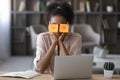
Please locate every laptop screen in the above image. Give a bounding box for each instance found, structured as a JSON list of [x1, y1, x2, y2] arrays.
[[53, 55, 93, 79]]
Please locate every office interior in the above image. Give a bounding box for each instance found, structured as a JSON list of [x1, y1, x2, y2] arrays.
[[0, 0, 120, 75]]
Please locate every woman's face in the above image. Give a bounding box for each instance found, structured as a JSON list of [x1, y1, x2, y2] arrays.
[[49, 15, 67, 37]]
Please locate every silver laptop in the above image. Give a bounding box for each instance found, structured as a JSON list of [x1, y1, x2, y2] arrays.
[[53, 54, 93, 79]]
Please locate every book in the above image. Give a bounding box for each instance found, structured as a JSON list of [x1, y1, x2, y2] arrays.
[[18, 0, 25, 11], [41, 0, 45, 11], [79, 1, 85, 12], [34, 0, 40, 12], [86, 0, 91, 12], [104, 19, 109, 29], [102, 19, 109, 29], [102, 20, 107, 29], [94, 2, 99, 11], [13, 0, 16, 11], [0, 70, 40, 79]]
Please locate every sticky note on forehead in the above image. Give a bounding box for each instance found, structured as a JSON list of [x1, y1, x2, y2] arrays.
[[59, 24, 69, 32], [49, 24, 58, 32]]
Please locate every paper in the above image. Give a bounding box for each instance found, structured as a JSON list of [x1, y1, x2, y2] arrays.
[[48, 24, 69, 32], [59, 24, 69, 32], [0, 70, 40, 79], [48, 24, 58, 32]]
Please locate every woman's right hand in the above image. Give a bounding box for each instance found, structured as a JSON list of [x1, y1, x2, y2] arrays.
[[51, 32, 58, 44]]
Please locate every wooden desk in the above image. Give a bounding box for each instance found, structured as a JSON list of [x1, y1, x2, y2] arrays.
[[0, 73, 120, 80]]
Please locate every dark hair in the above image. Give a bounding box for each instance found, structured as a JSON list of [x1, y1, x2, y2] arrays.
[[45, 1, 74, 24]]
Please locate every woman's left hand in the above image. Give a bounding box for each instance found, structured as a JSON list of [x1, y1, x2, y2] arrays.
[[58, 33, 68, 55], [58, 33, 66, 42]]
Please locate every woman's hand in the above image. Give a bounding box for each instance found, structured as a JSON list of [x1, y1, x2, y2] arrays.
[[51, 32, 58, 44], [58, 33, 68, 56], [51, 32, 66, 46], [58, 33, 66, 42]]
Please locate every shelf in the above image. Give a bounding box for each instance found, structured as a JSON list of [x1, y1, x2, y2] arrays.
[[103, 28, 116, 31], [11, 11, 45, 14], [74, 11, 100, 15], [102, 12, 118, 15], [104, 42, 117, 45]]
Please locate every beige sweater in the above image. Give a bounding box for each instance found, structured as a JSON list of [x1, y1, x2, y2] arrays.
[[33, 32, 82, 73]]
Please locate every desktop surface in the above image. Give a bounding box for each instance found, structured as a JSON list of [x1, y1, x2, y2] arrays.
[[0, 73, 120, 80]]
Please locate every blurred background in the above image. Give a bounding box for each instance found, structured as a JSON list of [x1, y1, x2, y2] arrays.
[[0, 0, 120, 73]]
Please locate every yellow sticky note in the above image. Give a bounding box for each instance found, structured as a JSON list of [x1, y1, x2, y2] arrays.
[[48, 24, 58, 32], [59, 24, 69, 32]]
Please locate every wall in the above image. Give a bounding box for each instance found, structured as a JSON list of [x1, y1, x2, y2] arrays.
[[0, 0, 11, 59]]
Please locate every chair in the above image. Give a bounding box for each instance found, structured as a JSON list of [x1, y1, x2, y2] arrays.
[[29, 25, 48, 54], [71, 24, 100, 53]]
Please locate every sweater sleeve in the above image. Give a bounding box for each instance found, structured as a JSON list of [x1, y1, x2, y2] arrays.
[[69, 33, 82, 55], [33, 34, 49, 73]]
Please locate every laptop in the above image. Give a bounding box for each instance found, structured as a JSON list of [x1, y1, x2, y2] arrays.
[[53, 54, 93, 79]]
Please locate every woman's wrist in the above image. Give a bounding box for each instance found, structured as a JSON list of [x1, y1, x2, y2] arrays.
[[52, 40, 58, 46]]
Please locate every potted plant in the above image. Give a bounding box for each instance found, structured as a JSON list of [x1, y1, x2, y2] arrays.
[[93, 45, 108, 58], [99, 45, 109, 58], [103, 62, 115, 78]]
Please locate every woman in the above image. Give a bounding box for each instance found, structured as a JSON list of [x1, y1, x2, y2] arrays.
[[33, 1, 82, 73]]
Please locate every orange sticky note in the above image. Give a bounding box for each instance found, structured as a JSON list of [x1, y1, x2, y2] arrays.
[[59, 24, 69, 32], [49, 24, 58, 32]]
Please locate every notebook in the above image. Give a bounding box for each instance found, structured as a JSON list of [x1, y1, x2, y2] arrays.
[[0, 70, 40, 79], [53, 54, 93, 79]]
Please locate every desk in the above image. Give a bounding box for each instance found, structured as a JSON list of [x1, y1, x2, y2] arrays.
[[0, 73, 120, 80], [94, 55, 120, 69]]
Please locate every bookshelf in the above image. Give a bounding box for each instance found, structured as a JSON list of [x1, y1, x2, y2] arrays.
[[69, 0, 120, 54], [11, 0, 120, 55], [11, 0, 47, 56]]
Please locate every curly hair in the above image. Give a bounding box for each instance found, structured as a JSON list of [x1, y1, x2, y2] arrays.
[[45, 1, 74, 24]]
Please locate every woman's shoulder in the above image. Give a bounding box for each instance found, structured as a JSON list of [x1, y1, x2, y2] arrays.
[[68, 32, 82, 39], [37, 32, 50, 38]]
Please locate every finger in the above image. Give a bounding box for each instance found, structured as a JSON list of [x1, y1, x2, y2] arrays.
[[61, 33, 65, 36], [59, 33, 64, 38], [53, 33, 58, 39], [61, 33, 66, 38], [59, 33, 66, 41]]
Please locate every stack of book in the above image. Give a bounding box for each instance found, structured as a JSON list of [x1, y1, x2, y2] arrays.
[[102, 19, 110, 29], [79, 0, 99, 12]]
